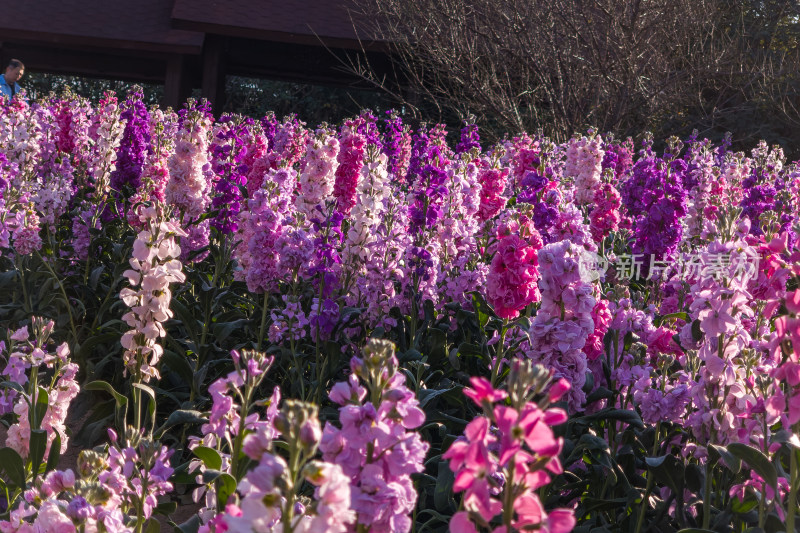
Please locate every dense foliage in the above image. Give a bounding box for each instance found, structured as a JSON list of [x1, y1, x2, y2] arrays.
[[0, 88, 799, 533]]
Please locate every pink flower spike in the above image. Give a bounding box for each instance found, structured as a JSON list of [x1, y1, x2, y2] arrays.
[[464, 377, 507, 406], [543, 407, 568, 427], [767, 232, 788, 253], [10, 326, 28, 341], [450, 511, 478, 533], [548, 378, 571, 403], [547, 508, 577, 533], [786, 289, 800, 315]]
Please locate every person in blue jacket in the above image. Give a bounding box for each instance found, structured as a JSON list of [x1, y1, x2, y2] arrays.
[[0, 59, 25, 99]]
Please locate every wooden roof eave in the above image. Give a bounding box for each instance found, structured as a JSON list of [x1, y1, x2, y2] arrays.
[[0, 28, 203, 56]]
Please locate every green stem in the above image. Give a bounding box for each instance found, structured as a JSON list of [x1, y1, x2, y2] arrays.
[[36, 250, 78, 343], [29, 366, 39, 429], [258, 291, 269, 351], [490, 321, 509, 386], [230, 385, 254, 482], [634, 422, 662, 533], [132, 386, 141, 435], [18, 258, 31, 314], [409, 275, 418, 349], [135, 477, 148, 533], [502, 456, 517, 527], [314, 278, 324, 404], [282, 433, 302, 533], [634, 473, 654, 533], [788, 441, 798, 533], [703, 461, 712, 529]]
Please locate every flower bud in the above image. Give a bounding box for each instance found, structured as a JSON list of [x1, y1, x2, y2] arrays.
[[362, 338, 396, 373], [77, 450, 108, 478]]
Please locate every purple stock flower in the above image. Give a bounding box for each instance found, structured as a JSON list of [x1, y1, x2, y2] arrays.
[[109, 87, 151, 197]]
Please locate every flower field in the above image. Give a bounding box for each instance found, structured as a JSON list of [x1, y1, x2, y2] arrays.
[[0, 87, 799, 533]]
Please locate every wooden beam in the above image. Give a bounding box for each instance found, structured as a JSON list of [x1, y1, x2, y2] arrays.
[[163, 55, 191, 110], [201, 35, 227, 115], [2, 42, 168, 82]]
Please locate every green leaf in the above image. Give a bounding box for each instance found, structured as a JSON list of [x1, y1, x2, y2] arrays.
[[418, 386, 455, 408], [676, 529, 717, 533], [212, 319, 249, 346], [423, 327, 447, 361], [691, 319, 703, 342], [171, 299, 200, 340], [585, 387, 614, 404], [33, 387, 49, 428], [155, 501, 178, 515], [162, 349, 195, 386], [133, 382, 157, 400], [144, 518, 161, 533], [433, 460, 455, 512], [0, 381, 25, 393], [470, 291, 496, 328], [89, 265, 106, 291], [457, 342, 483, 357], [76, 332, 120, 365], [156, 410, 207, 438], [29, 429, 47, 475], [732, 497, 758, 513], [709, 444, 742, 474], [645, 454, 685, 497], [655, 312, 691, 326], [215, 473, 237, 508], [581, 496, 630, 513], [727, 443, 778, 495], [580, 408, 644, 429], [46, 433, 61, 473], [133, 383, 158, 430], [194, 446, 223, 471], [174, 515, 202, 533], [86, 380, 128, 430], [85, 380, 128, 407], [0, 447, 26, 487]]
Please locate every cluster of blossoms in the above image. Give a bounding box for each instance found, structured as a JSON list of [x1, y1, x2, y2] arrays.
[[205, 400, 355, 533], [188, 349, 280, 524], [295, 129, 340, 216], [525, 240, 596, 410], [189, 349, 355, 533], [320, 339, 429, 532], [444, 361, 575, 533], [0, 432, 174, 533], [5, 89, 800, 532], [209, 115, 249, 234], [2, 317, 78, 460], [166, 99, 212, 222], [589, 180, 621, 242], [120, 205, 186, 382], [88, 92, 126, 195], [109, 87, 150, 198], [476, 164, 509, 222], [564, 133, 604, 204], [332, 122, 366, 216], [486, 215, 543, 319], [622, 141, 689, 260]]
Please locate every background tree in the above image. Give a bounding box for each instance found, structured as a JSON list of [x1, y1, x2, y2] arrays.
[[353, 0, 800, 154]]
